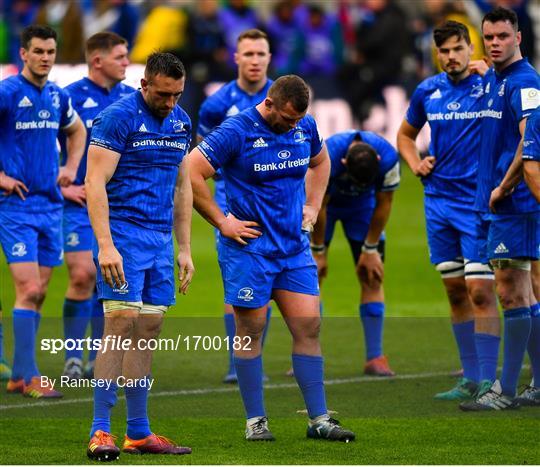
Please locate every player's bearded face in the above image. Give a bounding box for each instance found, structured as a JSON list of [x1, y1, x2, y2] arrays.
[[266, 100, 306, 134], [437, 36, 471, 77], [235, 38, 271, 84], [141, 75, 185, 118], [482, 20, 521, 66], [100, 44, 130, 82], [20, 38, 56, 78]]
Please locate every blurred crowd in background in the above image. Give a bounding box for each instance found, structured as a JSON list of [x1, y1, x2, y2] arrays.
[[0, 0, 538, 124]]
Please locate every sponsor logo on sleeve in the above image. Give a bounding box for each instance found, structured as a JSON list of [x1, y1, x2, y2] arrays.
[[521, 88, 539, 111]]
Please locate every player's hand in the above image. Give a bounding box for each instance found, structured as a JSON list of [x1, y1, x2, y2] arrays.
[[413, 156, 435, 177], [177, 249, 195, 295], [357, 251, 384, 287], [0, 172, 28, 200], [218, 213, 261, 246], [313, 251, 328, 281], [61, 184, 86, 207], [469, 59, 489, 77], [98, 244, 125, 289], [57, 165, 77, 187], [302, 204, 319, 233], [489, 185, 512, 213]]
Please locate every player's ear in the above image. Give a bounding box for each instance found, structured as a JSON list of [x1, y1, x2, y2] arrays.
[[264, 98, 273, 110], [234, 52, 239, 66], [341, 158, 347, 167], [140, 78, 148, 91], [516, 30, 522, 46], [19, 47, 27, 62], [377, 155, 381, 161]]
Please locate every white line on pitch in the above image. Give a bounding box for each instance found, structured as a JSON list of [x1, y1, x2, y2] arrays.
[[0, 370, 454, 411]]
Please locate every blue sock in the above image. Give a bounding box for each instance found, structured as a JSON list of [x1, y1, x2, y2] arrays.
[[34, 311, 41, 333], [500, 307, 531, 396], [261, 306, 272, 347], [292, 354, 327, 419], [0, 321, 3, 360], [90, 382, 118, 437], [12, 309, 39, 383], [452, 320, 479, 382], [63, 298, 92, 361], [474, 332, 500, 382], [528, 303, 540, 386], [89, 295, 104, 362], [125, 377, 152, 440], [359, 302, 384, 361], [224, 313, 236, 374], [234, 355, 265, 419]]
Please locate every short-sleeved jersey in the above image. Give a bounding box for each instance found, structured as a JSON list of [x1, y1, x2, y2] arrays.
[[198, 107, 323, 258], [405, 72, 484, 203], [0, 74, 77, 212], [197, 79, 273, 137], [62, 77, 135, 189], [325, 130, 400, 212], [475, 59, 540, 214], [522, 106, 540, 163], [90, 91, 191, 232]]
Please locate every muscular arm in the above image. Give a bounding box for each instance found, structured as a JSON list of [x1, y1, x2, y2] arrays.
[[188, 147, 261, 245], [174, 157, 194, 294], [303, 144, 331, 230], [397, 120, 434, 177], [59, 117, 86, 186], [489, 119, 527, 211], [85, 145, 122, 287], [365, 191, 394, 245], [524, 160, 540, 203], [356, 191, 394, 287]]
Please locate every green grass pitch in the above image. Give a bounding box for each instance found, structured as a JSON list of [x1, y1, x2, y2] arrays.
[[0, 169, 538, 464]]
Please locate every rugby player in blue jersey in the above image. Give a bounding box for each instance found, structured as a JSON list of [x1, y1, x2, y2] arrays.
[[190, 75, 355, 442], [398, 21, 500, 401], [311, 130, 399, 377], [85, 53, 193, 460], [61, 32, 134, 381], [460, 7, 540, 411], [0, 166, 27, 380], [0, 25, 86, 398], [197, 28, 273, 384]]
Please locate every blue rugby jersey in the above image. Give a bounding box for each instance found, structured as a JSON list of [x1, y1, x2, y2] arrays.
[[522, 105, 540, 163], [474, 59, 540, 214], [326, 130, 399, 212], [197, 79, 273, 137], [0, 74, 77, 212], [62, 77, 135, 190], [406, 72, 484, 203], [198, 106, 323, 258], [89, 91, 191, 231]]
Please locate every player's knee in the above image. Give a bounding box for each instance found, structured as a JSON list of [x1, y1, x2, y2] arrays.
[[69, 267, 96, 295], [496, 288, 528, 310], [19, 282, 44, 307], [294, 316, 321, 341], [103, 301, 141, 336], [444, 283, 469, 309]]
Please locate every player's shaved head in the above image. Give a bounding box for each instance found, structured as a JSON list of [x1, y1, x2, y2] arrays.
[[21, 25, 56, 49], [86, 32, 127, 61], [267, 75, 310, 113], [145, 52, 186, 82], [433, 20, 471, 47], [345, 143, 379, 189]]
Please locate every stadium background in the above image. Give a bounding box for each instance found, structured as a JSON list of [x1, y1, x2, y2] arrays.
[[1, 0, 540, 464]]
